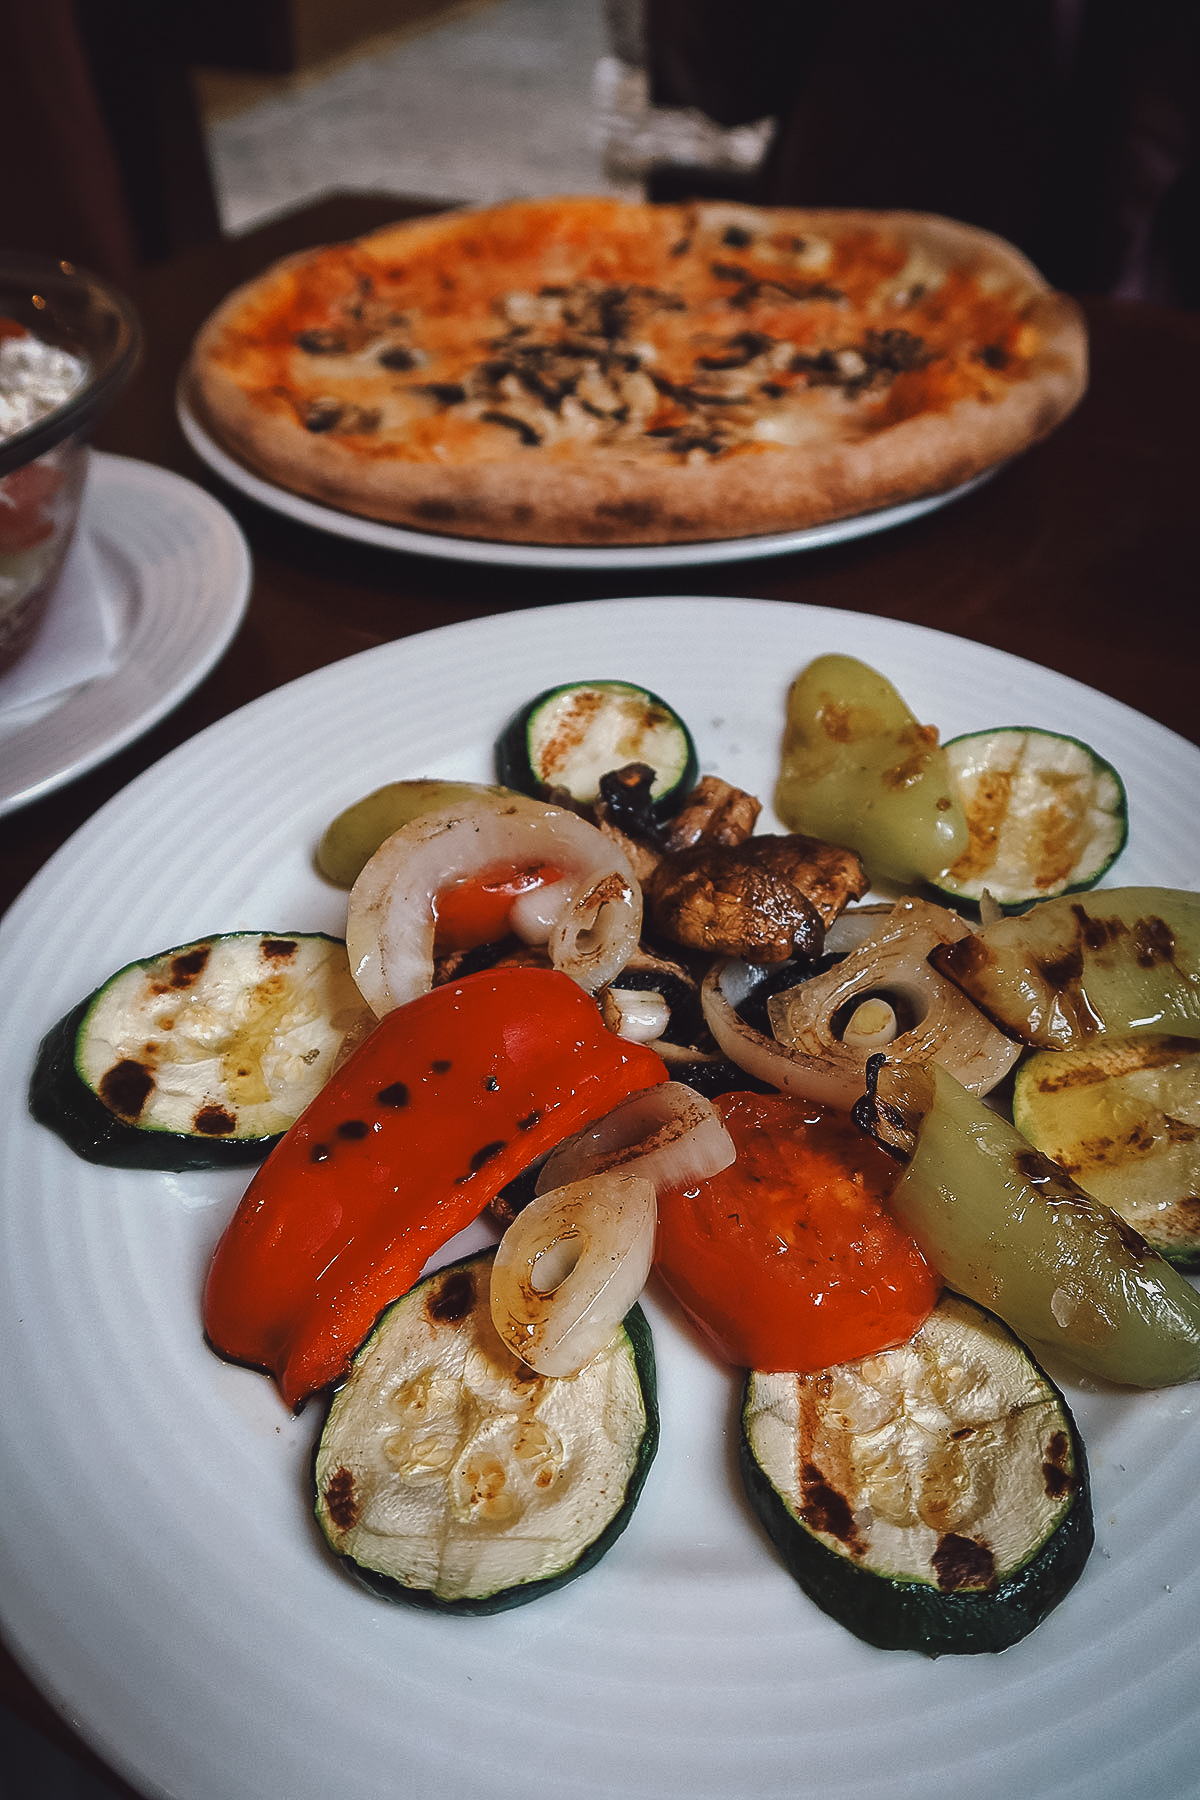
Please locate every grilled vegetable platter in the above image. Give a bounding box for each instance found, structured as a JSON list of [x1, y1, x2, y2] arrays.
[[4, 598, 1198, 1800]]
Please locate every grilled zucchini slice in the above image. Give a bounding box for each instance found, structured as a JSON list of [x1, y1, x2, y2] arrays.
[[932, 727, 1127, 911], [314, 1250, 659, 1613], [29, 931, 369, 1169], [740, 1292, 1093, 1656], [496, 679, 697, 815], [1014, 1033, 1200, 1269]]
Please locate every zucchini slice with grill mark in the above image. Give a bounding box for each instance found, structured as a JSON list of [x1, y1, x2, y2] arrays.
[[314, 1250, 658, 1613], [740, 1292, 1093, 1656], [496, 680, 697, 815], [29, 931, 370, 1169], [1014, 1033, 1200, 1269], [932, 727, 1127, 912]]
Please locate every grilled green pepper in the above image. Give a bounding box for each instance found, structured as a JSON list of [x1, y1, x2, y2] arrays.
[[775, 655, 968, 888], [857, 1057, 1200, 1388], [931, 887, 1200, 1048]]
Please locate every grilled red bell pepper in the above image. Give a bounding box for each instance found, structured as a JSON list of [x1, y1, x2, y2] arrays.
[[203, 965, 667, 1407]]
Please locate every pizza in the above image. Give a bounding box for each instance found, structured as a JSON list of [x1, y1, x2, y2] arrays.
[[185, 196, 1088, 547]]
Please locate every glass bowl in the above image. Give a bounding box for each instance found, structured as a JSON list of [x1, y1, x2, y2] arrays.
[[0, 254, 141, 676]]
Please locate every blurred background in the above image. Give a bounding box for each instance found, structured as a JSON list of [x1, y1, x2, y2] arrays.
[[0, 0, 770, 279], [2, 0, 1198, 304]]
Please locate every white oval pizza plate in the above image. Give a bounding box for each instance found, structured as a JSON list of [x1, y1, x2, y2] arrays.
[[1, 596, 1198, 1800]]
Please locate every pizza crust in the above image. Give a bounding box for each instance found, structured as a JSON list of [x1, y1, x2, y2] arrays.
[[186, 199, 1088, 547]]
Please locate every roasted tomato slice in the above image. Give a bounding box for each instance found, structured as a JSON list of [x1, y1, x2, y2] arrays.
[[654, 1090, 939, 1371], [432, 861, 561, 955]]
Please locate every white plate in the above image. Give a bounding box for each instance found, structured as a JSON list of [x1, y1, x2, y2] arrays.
[[0, 453, 251, 815], [178, 390, 995, 570], [1, 597, 1198, 1800]]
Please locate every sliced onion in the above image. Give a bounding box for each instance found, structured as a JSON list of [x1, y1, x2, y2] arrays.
[[535, 1080, 736, 1196], [490, 1171, 657, 1376], [600, 986, 673, 1044], [345, 793, 642, 1015], [702, 897, 1021, 1106]]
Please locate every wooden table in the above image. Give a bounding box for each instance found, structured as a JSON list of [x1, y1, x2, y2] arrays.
[[1, 191, 1198, 1797]]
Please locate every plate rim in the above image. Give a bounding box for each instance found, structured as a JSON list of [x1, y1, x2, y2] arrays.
[[0, 451, 252, 817]]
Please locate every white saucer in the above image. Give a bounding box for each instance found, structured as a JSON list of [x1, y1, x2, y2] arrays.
[[177, 390, 996, 570], [0, 452, 251, 816]]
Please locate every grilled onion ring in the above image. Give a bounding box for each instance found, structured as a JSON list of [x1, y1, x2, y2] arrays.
[[346, 794, 642, 1015]]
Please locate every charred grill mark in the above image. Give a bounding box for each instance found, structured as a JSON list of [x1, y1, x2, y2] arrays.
[[193, 1103, 237, 1137], [465, 1139, 507, 1176], [932, 1533, 997, 1591], [799, 1461, 865, 1555], [1132, 914, 1178, 968], [427, 1266, 476, 1323], [99, 1059, 156, 1120], [1043, 1429, 1077, 1501], [323, 1465, 360, 1531], [168, 947, 211, 989]]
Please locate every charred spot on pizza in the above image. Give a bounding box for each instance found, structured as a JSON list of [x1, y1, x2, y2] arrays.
[[695, 331, 774, 371], [413, 498, 461, 522], [976, 342, 1010, 370], [302, 398, 381, 434], [666, 422, 733, 456], [378, 344, 418, 371], [711, 261, 846, 309], [425, 382, 468, 407], [481, 409, 542, 446], [297, 328, 349, 355], [721, 224, 754, 248], [790, 328, 934, 397], [595, 497, 662, 525], [868, 327, 934, 372], [303, 396, 347, 432]]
